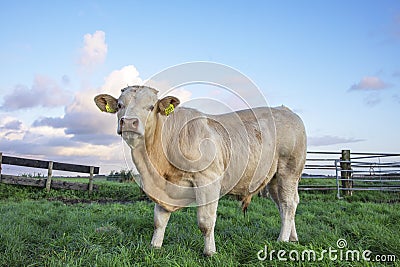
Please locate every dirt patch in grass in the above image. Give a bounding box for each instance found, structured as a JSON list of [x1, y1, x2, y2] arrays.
[[345, 196, 400, 204], [47, 196, 149, 205], [379, 198, 400, 204]]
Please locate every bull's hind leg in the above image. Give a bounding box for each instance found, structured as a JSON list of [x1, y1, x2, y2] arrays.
[[287, 189, 299, 241], [197, 200, 218, 256], [194, 176, 221, 256], [267, 169, 300, 242]]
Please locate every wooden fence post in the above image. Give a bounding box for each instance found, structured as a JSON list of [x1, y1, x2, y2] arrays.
[[88, 166, 94, 194], [340, 150, 353, 196], [46, 161, 53, 192], [0, 152, 3, 182]]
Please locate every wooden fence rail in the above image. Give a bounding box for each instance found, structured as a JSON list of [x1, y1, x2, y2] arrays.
[[0, 153, 100, 193]]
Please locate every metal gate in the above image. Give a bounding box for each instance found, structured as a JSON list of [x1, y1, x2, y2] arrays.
[[298, 151, 400, 198], [335, 152, 400, 198]]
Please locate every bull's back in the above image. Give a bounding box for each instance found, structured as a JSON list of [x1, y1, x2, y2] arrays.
[[221, 106, 306, 157]]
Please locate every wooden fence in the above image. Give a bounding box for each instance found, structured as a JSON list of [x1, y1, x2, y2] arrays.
[[0, 153, 100, 193], [2, 150, 399, 196]]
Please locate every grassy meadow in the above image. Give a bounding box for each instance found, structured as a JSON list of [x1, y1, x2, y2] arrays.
[[0, 180, 399, 266]]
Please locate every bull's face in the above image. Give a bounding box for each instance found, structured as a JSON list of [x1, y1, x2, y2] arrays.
[[94, 86, 180, 144]]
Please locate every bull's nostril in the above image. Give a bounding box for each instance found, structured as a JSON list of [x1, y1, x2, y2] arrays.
[[120, 117, 140, 133]]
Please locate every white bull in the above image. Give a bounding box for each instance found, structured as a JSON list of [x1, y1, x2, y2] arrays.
[[95, 85, 306, 256]]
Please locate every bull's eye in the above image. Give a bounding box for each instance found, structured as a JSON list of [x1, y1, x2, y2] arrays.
[[117, 103, 124, 109], [147, 105, 154, 111]]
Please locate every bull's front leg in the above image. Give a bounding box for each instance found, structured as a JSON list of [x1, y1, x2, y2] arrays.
[[151, 204, 171, 248]]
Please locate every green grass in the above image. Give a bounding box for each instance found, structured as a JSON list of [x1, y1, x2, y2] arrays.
[[299, 177, 337, 187], [0, 182, 399, 266]]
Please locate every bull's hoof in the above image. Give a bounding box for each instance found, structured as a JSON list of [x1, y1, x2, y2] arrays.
[[277, 238, 298, 242], [150, 244, 162, 250], [203, 250, 217, 257], [277, 237, 289, 242]]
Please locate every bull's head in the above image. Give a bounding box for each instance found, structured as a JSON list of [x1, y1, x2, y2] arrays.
[[94, 86, 180, 144]]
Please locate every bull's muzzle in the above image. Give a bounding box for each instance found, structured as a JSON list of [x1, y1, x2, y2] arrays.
[[119, 117, 141, 134]]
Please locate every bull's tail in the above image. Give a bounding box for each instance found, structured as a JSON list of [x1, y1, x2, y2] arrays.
[[241, 195, 252, 217]]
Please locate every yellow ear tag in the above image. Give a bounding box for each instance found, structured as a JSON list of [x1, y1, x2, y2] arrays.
[[164, 103, 175, 116], [105, 103, 115, 113]]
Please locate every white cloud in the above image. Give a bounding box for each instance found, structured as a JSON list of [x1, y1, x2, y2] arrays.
[[1, 119, 22, 130], [363, 93, 381, 107], [0, 31, 140, 174], [168, 88, 192, 103], [308, 135, 364, 147], [0, 117, 127, 174], [29, 126, 70, 139], [349, 76, 392, 91], [0, 64, 143, 174], [62, 75, 71, 86], [78, 30, 108, 67], [0, 116, 25, 141], [99, 65, 143, 97], [34, 65, 142, 144], [0, 75, 70, 111], [56, 143, 112, 158]]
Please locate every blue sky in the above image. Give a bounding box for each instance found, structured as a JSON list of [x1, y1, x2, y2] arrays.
[[0, 1, 399, 175]]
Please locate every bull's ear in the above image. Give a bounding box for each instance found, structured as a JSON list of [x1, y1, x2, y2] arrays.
[[94, 94, 118, 113], [157, 96, 180, 116]]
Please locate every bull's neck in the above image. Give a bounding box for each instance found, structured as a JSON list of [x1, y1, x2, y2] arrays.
[[130, 113, 189, 212], [144, 113, 167, 163], [129, 114, 166, 205], [129, 113, 170, 181]]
